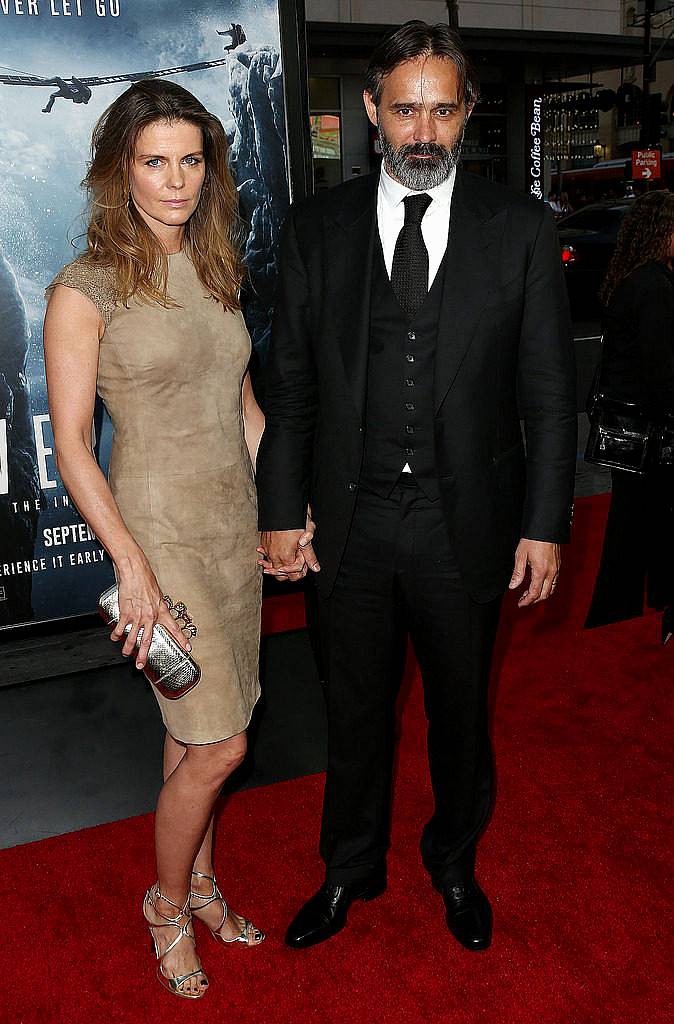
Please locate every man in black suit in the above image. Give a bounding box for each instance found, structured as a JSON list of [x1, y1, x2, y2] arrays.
[[257, 21, 576, 952]]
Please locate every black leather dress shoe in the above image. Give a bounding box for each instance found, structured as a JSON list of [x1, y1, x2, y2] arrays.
[[442, 879, 492, 951], [285, 875, 387, 949]]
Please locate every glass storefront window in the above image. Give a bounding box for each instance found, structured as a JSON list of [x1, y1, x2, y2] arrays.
[[462, 85, 507, 183], [310, 76, 343, 190], [310, 115, 341, 161]]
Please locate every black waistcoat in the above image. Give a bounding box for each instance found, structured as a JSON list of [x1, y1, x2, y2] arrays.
[[360, 238, 449, 500]]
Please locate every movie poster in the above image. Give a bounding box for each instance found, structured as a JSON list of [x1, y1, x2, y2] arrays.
[[0, 0, 293, 629]]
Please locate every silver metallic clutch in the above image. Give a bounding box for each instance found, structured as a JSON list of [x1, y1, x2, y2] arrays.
[[98, 584, 201, 700]]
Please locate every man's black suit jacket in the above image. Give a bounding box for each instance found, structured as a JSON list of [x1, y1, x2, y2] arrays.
[[256, 169, 577, 602]]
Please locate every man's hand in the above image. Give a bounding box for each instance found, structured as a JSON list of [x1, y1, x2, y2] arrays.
[[258, 515, 320, 583], [509, 539, 560, 607]]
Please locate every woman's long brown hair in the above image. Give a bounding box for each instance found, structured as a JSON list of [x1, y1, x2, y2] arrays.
[[599, 190, 674, 306], [83, 78, 244, 310]]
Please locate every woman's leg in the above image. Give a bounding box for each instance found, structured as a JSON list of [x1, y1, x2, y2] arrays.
[[163, 733, 216, 877], [146, 730, 247, 994], [162, 731, 262, 944]]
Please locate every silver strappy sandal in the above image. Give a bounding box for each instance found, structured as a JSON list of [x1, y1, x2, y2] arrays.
[[142, 885, 209, 999], [190, 870, 265, 946]]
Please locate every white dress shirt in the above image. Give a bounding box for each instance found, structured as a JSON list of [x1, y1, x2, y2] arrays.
[[376, 163, 456, 473], [377, 162, 456, 289]]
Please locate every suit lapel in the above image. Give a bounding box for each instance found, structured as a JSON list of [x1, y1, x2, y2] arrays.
[[433, 170, 505, 412], [323, 171, 505, 418], [325, 175, 378, 423]]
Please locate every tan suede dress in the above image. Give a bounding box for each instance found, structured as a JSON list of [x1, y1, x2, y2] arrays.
[[47, 252, 261, 744]]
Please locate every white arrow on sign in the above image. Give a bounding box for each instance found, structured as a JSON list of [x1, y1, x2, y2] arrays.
[[643, 167, 653, 178]]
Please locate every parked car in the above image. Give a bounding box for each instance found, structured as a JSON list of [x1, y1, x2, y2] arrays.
[[556, 200, 633, 318]]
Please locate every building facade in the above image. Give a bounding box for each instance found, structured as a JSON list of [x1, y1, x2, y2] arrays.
[[305, 0, 674, 198], [307, 0, 620, 34]]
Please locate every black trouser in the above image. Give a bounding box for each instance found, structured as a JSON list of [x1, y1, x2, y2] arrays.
[[585, 467, 674, 628], [317, 477, 502, 891]]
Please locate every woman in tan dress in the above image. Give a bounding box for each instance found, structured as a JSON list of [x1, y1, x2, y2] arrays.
[[44, 80, 309, 999]]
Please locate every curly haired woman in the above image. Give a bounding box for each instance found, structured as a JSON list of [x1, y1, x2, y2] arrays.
[[585, 190, 674, 636]]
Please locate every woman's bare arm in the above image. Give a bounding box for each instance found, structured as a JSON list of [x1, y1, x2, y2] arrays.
[[242, 371, 265, 470], [43, 284, 189, 666], [243, 372, 319, 579]]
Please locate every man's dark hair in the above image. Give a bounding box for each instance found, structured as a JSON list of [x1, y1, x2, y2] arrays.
[[364, 21, 479, 108]]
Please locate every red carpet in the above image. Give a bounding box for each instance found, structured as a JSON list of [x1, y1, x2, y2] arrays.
[[2, 494, 672, 1024]]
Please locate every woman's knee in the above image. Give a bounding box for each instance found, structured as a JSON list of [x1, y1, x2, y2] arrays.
[[188, 733, 247, 784], [220, 732, 247, 770]]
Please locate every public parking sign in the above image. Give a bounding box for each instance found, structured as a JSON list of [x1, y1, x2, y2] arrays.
[[632, 149, 662, 180]]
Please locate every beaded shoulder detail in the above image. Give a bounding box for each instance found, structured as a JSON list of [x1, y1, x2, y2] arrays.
[[46, 256, 117, 327]]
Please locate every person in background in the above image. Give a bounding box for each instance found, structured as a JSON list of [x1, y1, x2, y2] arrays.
[[585, 190, 674, 639], [43, 79, 298, 999], [559, 191, 573, 217], [546, 190, 562, 215]]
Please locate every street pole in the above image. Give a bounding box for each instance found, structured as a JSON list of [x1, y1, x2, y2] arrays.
[[446, 1, 459, 30], [639, 0, 655, 145]]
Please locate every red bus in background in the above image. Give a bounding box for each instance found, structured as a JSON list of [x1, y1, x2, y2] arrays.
[[556, 152, 674, 207]]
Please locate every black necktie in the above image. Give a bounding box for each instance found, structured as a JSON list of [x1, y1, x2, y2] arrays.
[[391, 193, 433, 319]]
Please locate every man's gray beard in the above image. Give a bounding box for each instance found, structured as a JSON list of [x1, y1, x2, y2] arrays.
[[378, 123, 464, 190]]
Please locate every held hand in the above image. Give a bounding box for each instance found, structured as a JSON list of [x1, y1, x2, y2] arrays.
[[257, 528, 305, 581], [111, 558, 192, 670], [298, 510, 320, 575], [509, 539, 560, 607], [258, 517, 321, 583]]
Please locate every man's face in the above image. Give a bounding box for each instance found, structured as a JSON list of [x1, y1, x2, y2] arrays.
[[364, 56, 471, 190]]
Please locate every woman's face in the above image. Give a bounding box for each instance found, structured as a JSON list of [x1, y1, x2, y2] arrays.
[[129, 119, 206, 250]]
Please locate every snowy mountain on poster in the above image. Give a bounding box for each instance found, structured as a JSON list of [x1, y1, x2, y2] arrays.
[[0, 0, 290, 627]]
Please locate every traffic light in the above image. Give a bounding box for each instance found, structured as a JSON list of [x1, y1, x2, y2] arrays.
[[644, 92, 665, 146]]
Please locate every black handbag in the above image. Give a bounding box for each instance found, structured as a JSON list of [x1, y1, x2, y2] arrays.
[[584, 348, 653, 475], [585, 394, 653, 475]]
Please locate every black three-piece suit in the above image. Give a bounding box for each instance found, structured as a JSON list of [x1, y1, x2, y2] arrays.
[[257, 168, 576, 893]]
